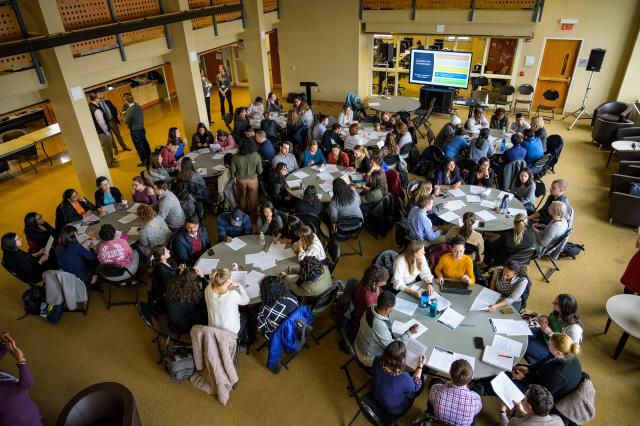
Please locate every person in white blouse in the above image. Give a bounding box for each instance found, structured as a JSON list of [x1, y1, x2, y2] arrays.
[[344, 122, 364, 150], [392, 241, 434, 299], [464, 107, 489, 133], [204, 268, 250, 334], [293, 226, 326, 262], [338, 105, 354, 126]]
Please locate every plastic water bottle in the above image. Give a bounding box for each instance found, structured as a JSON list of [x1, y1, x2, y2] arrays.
[[500, 138, 506, 151], [259, 232, 265, 246], [429, 299, 438, 317], [300, 180, 305, 196], [419, 293, 429, 309]]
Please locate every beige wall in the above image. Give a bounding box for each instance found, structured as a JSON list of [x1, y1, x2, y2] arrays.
[[616, 25, 640, 104]]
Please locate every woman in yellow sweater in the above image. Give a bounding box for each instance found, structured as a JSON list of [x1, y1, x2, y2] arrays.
[[434, 236, 475, 285]]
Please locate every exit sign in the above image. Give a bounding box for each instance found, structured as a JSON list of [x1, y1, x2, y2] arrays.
[[560, 23, 574, 31], [559, 18, 578, 32]]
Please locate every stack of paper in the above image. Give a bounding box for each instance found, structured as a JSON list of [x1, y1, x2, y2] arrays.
[[225, 238, 247, 251], [444, 200, 466, 211], [482, 345, 516, 370], [391, 320, 428, 339], [267, 243, 296, 261], [491, 372, 525, 410], [245, 252, 277, 270], [126, 203, 141, 213], [475, 210, 497, 222], [244, 270, 265, 299], [405, 338, 428, 370], [319, 181, 334, 192], [448, 188, 466, 197], [469, 287, 502, 311], [427, 345, 476, 374], [195, 258, 220, 274], [292, 170, 309, 178], [231, 271, 247, 286], [102, 204, 116, 214], [491, 335, 523, 357], [117, 213, 138, 224], [286, 179, 302, 189], [489, 319, 533, 336], [466, 195, 481, 203], [393, 298, 418, 316], [437, 307, 465, 330]]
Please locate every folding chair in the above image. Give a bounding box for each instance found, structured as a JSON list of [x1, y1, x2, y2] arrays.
[[1, 258, 45, 320], [334, 216, 364, 256], [136, 302, 189, 364], [348, 392, 403, 426], [96, 263, 143, 309], [339, 327, 371, 397], [534, 180, 547, 210], [533, 228, 572, 282], [536, 89, 560, 121], [513, 84, 535, 116], [326, 238, 341, 273], [310, 284, 340, 344], [494, 85, 515, 112]]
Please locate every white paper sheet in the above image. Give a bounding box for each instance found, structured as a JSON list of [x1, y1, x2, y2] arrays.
[[317, 172, 334, 181], [377, 140, 385, 148], [475, 210, 497, 222], [489, 319, 533, 336], [212, 153, 225, 160], [444, 200, 466, 211], [491, 372, 525, 410], [469, 185, 486, 194], [231, 270, 247, 286], [115, 230, 122, 240], [509, 208, 528, 217], [76, 233, 89, 244], [466, 195, 481, 203], [117, 213, 138, 224], [393, 297, 418, 317], [482, 345, 516, 370], [447, 188, 466, 197], [391, 320, 428, 339], [480, 200, 497, 208], [319, 181, 334, 192], [469, 287, 502, 311], [437, 307, 465, 330], [195, 258, 220, 274], [83, 213, 101, 223], [225, 238, 247, 251], [102, 204, 116, 214], [292, 170, 309, 178], [244, 270, 265, 299], [286, 179, 302, 189], [491, 335, 524, 358], [44, 236, 54, 255], [427, 345, 476, 374], [405, 338, 428, 370], [439, 211, 460, 223], [368, 102, 380, 106], [429, 292, 451, 312], [73, 224, 88, 234], [245, 251, 277, 270], [126, 202, 141, 213], [496, 191, 515, 201], [198, 148, 210, 154]]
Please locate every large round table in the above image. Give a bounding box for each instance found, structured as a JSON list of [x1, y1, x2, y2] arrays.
[[77, 206, 145, 247], [340, 122, 391, 149], [365, 95, 421, 113], [184, 147, 236, 178], [390, 283, 528, 378], [468, 129, 514, 155], [605, 294, 640, 359], [434, 185, 526, 232], [285, 165, 357, 203], [195, 235, 298, 304]]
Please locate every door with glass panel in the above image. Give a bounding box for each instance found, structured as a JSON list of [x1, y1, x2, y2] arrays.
[[533, 39, 581, 112]]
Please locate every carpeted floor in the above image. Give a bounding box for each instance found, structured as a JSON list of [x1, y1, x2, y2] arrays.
[[0, 88, 637, 425]]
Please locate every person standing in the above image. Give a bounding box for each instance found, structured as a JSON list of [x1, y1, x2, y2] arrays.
[[217, 64, 233, 118], [122, 93, 152, 167], [201, 69, 213, 124], [620, 236, 640, 294], [88, 93, 117, 167], [97, 91, 131, 155]]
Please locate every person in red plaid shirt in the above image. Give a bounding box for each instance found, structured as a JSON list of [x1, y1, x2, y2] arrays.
[[428, 359, 482, 426]]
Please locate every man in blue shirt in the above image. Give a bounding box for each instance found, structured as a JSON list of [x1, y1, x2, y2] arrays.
[[492, 134, 527, 174], [216, 208, 253, 242], [255, 130, 275, 162], [521, 128, 544, 166], [407, 195, 443, 244], [442, 127, 470, 159]]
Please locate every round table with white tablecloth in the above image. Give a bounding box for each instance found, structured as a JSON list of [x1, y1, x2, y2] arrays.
[[340, 122, 391, 149], [183, 147, 235, 178], [365, 95, 421, 113], [285, 165, 361, 203], [433, 185, 526, 232]]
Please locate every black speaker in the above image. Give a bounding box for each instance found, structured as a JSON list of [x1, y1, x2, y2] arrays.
[[385, 43, 394, 63], [586, 48, 606, 72]]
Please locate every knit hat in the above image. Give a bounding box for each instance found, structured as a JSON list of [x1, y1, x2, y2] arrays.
[[450, 115, 462, 126]]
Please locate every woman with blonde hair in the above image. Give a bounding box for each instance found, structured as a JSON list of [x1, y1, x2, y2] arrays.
[[533, 201, 569, 255], [531, 115, 548, 151], [484, 213, 535, 266], [293, 225, 326, 262], [392, 241, 434, 298], [204, 268, 250, 334], [395, 122, 412, 150], [446, 211, 484, 262], [379, 132, 399, 158]]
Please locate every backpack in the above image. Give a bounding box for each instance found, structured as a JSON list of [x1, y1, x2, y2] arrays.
[[22, 286, 44, 316], [164, 345, 195, 380], [560, 241, 585, 259], [411, 412, 453, 426], [40, 302, 63, 325], [238, 308, 257, 347]]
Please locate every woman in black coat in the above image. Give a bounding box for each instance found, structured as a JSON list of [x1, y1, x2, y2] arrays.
[[23, 212, 56, 253], [94, 176, 123, 208], [150, 245, 180, 314], [1, 233, 49, 284], [55, 188, 98, 231]]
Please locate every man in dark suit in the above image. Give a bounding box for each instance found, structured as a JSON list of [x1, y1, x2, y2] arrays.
[[97, 91, 131, 155], [122, 93, 151, 167]]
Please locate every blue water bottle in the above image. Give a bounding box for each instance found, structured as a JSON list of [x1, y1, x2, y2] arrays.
[[429, 299, 438, 317], [500, 138, 506, 151], [419, 293, 430, 309]]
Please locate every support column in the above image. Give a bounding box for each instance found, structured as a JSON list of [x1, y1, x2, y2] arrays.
[[164, 0, 209, 133], [243, 0, 271, 102], [19, 0, 110, 197]]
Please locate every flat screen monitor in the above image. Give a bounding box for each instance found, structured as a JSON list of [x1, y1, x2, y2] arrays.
[[409, 49, 473, 89]]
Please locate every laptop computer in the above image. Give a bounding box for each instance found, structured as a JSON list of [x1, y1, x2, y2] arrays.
[[440, 279, 472, 295]]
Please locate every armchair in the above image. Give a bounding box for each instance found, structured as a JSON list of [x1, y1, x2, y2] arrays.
[[609, 174, 640, 232], [592, 101, 632, 125]]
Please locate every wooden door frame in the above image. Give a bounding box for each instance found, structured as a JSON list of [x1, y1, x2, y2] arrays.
[[532, 37, 584, 113]]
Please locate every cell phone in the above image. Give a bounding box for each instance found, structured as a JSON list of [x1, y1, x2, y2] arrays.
[[206, 248, 215, 256], [473, 337, 485, 350], [479, 221, 485, 227], [500, 308, 514, 314]]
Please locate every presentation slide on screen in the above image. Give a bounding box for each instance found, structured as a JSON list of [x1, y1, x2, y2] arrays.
[[409, 50, 473, 89]]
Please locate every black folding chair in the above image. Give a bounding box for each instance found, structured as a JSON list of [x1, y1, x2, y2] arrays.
[[513, 84, 535, 116], [310, 284, 340, 344], [136, 302, 189, 364], [536, 89, 560, 121], [326, 238, 341, 273], [96, 264, 143, 309], [348, 392, 404, 426], [534, 180, 547, 210], [339, 327, 371, 397], [533, 228, 573, 282], [334, 216, 364, 256]]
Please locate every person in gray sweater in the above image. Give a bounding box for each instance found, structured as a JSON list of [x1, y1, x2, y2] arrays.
[[136, 204, 171, 256], [329, 178, 363, 232], [486, 260, 529, 312], [533, 201, 568, 255], [156, 182, 186, 231], [354, 291, 419, 366], [271, 142, 299, 171], [511, 168, 537, 214]]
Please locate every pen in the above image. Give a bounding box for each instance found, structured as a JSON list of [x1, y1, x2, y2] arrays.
[[459, 324, 476, 327], [498, 354, 513, 359]]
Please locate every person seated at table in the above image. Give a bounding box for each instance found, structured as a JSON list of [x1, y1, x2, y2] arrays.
[[484, 213, 535, 267], [213, 129, 236, 152], [0, 331, 43, 426], [286, 110, 303, 141], [371, 341, 425, 416], [365, 154, 388, 180], [293, 226, 326, 262], [55, 189, 99, 231], [446, 211, 484, 263], [442, 127, 470, 159], [352, 265, 389, 332], [359, 171, 386, 217], [295, 185, 324, 218], [96, 224, 139, 278], [233, 107, 251, 134], [321, 123, 346, 156], [529, 179, 571, 226], [176, 156, 211, 206], [465, 107, 489, 133], [531, 116, 548, 152], [379, 133, 399, 158], [303, 140, 326, 166], [407, 196, 443, 245], [485, 259, 529, 312], [338, 104, 354, 126], [434, 236, 475, 285], [352, 145, 370, 173], [329, 178, 362, 233], [395, 122, 413, 151], [136, 204, 170, 257], [311, 114, 329, 143], [344, 123, 363, 151], [533, 201, 569, 255], [131, 175, 157, 205], [435, 114, 463, 146], [283, 256, 331, 301], [511, 168, 536, 214], [392, 240, 434, 298], [294, 97, 314, 127], [266, 91, 283, 113], [270, 162, 292, 210], [247, 96, 264, 120], [469, 128, 494, 163], [55, 225, 98, 287], [434, 158, 463, 190], [191, 122, 214, 151], [354, 291, 418, 366], [522, 129, 544, 167], [257, 202, 285, 237], [271, 141, 299, 171], [174, 217, 211, 267], [466, 156, 496, 188], [94, 176, 123, 209], [525, 294, 583, 363], [428, 359, 482, 426], [497, 134, 527, 165], [205, 268, 250, 334], [160, 140, 180, 171], [511, 112, 531, 135], [499, 384, 564, 426], [167, 127, 186, 159], [216, 208, 252, 243], [149, 245, 179, 313], [510, 333, 583, 401], [23, 212, 55, 254], [146, 151, 171, 184], [260, 111, 280, 142], [490, 107, 509, 131], [156, 182, 186, 232], [327, 145, 351, 167], [166, 266, 207, 334], [257, 275, 299, 340], [1, 233, 49, 284], [380, 112, 394, 130], [275, 215, 304, 244]]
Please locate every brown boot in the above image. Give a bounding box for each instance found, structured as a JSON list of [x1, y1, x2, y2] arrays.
[[114, 147, 119, 155]]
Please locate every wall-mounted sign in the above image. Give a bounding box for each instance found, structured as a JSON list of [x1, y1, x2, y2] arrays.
[[559, 18, 578, 32]]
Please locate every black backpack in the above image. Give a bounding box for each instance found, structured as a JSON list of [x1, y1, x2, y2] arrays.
[[22, 286, 44, 316], [560, 242, 585, 259]]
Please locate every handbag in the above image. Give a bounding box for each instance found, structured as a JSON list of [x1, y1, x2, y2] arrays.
[[164, 345, 195, 381]]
